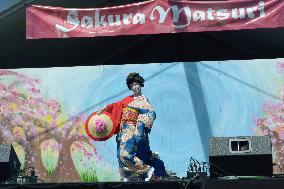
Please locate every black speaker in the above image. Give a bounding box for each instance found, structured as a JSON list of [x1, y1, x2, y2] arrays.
[[209, 136, 272, 178], [0, 144, 21, 182]]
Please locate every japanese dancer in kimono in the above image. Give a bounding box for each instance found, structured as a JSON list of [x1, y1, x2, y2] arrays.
[[98, 72, 166, 181]]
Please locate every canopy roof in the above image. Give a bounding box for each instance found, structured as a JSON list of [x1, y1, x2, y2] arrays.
[[0, 0, 283, 69]]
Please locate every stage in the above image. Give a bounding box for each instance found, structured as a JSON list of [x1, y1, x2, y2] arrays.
[[1, 177, 284, 189], [204, 177, 284, 189]]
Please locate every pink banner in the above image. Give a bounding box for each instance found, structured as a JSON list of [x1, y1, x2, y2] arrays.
[[26, 0, 284, 39]]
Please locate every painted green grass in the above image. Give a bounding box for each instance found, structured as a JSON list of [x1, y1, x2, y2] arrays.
[[72, 152, 120, 182], [12, 142, 25, 170], [81, 170, 98, 182], [42, 152, 58, 176], [94, 165, 120, 182], [71, 141, 120, 182], [71, 142, 98, 182], [41, 140, 59, 176]]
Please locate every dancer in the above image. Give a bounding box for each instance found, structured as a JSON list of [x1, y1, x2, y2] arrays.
[[97, 72, 166, 181]]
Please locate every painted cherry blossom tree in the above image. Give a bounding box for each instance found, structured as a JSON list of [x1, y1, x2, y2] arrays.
[[255, 63, 284, 174], [0, 70, 102, 182]]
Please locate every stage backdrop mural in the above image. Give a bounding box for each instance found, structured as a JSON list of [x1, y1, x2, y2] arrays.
[[1, 58, 284, 182]]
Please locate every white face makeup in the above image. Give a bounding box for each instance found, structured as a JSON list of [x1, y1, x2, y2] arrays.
[[130, 82, 142, 96]]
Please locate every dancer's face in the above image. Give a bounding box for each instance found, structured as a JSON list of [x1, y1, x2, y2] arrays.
[[130, 82, 142, 96]]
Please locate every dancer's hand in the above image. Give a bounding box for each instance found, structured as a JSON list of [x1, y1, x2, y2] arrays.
[[96, 107, 105, 115], [145, 124, 152, 129], [151, 152, 160, 159]]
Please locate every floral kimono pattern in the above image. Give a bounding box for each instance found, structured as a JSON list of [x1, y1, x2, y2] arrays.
[[117, 95, 165, 180], [105, 95, 166, 180]]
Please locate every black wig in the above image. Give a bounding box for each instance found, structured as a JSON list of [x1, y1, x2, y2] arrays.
[[126, 72, 145, 90]]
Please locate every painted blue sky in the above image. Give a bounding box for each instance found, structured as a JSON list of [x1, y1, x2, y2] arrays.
[[13, 58, 284, 176], [0, 0, 20, 12]]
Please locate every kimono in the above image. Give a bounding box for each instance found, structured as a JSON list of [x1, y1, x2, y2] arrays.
[[105, 95, 166, 180]]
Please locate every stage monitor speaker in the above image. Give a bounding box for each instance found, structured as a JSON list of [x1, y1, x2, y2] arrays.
[[209, 136, 272, 178], [0, 144, 21, 182]]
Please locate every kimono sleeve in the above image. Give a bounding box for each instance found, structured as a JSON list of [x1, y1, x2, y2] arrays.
[[137, 96, 156, 128], [104, 96, 134, 134]]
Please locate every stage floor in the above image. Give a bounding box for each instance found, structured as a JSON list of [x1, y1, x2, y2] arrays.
[[1, 177, 284, 189]]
